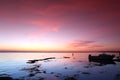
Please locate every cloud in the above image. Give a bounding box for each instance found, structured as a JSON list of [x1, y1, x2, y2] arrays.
[[1, 0, 120, 26], [86, 24, 120, 39], [27, 19, 60, 39], [88, 45, 104, 48], [69, 40, 95, 47], [32, 0, 120, 18], [69, 40, 104, 49], [28, 19, 60, 32], [15, 0, 99, 17]]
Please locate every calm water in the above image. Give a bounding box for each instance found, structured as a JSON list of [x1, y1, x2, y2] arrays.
[[0, 53, 120, 80]]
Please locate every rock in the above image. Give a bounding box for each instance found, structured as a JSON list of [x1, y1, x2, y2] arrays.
[[64, 77, 76, 80], [0, 76, 13, 80], [63, 57, 70, 58], [82, 72, 90, 74]]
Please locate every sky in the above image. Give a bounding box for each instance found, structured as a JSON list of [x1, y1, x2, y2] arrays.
[[0, 0, 120, 51]]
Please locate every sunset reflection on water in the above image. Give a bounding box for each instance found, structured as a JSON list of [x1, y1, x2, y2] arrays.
[[0, 53, 120, 80]]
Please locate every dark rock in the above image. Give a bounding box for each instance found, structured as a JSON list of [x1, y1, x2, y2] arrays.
[[50, 72, 54, 74], [38, 78, 44, 80], [82, 72, 90, 74], [65, 67, 68, 69], [0, 76, 13, 80], [28, 73, 35, 77], [27, 57, 56, 64], [43, 71, 46, 74], [55, 75, 59, 77], [64, 77, 76, 80], [63, 57, 70, 58]]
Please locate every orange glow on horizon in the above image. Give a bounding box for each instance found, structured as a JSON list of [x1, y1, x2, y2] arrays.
[[0, 0, 120, 51]]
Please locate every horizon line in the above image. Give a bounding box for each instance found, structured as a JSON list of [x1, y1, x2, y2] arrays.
[[0, 50, 120, 53]]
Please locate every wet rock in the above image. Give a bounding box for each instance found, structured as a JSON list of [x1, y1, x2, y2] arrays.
[[41, 57, 55, 60], [65, 67, 68, 69], [0, 76, 13, 80], [99, 71, 104, 74], [77, 71, 81, 73], [28, 73, 35, 77], [82, 72, 90, 74], [27, 57, 56, 64], [74, 74, 79, 77], [63, 57, 70, 58], [50, 72, 54, 74], [84, 66, 89, 68], [115, 73, 120, 80], [21, 65, 42, 78], [64, 77, 76, 80], [55, 75, 59, 77], [22, 64, 41, 72], [54, 73, 62, 77], [43, 71, 46, 74], [33, 65, 40, 68], [38, 78, 44, 80], [78, 60, 82, 62], [27, 60, 38, 64]]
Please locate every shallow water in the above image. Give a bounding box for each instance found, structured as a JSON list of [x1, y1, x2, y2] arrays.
[[0, 53, 120, 80]]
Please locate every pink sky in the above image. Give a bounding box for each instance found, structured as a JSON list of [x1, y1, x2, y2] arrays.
[[0, 0, 120, 51]]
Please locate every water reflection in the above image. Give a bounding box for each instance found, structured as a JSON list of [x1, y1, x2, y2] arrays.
[[0, 53, 120, 80]]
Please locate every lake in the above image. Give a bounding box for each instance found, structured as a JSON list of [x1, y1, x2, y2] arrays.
[[0, 53, 120, 80]]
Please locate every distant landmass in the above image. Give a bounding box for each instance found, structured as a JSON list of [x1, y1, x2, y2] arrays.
[[0, 50, 120, 53]]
